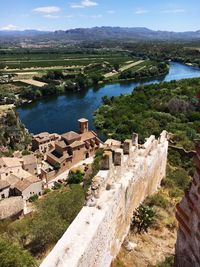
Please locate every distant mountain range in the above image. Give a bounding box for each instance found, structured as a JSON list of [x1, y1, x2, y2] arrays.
[[1, 27, 200, 41]]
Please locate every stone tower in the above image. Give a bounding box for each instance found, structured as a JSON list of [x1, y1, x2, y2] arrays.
[[78, 118, 89, 134]]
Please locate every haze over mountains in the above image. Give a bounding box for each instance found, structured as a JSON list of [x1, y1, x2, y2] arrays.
[[1, 26, 200, 41]]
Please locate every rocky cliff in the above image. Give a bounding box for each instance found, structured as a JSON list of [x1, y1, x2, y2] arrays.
[[0, 106, 30, 154]]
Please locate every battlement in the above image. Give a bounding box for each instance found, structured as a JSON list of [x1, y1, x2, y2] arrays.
[[40, 131, 169, 267]]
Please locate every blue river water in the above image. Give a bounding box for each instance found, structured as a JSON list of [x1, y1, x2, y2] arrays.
[[17, 62, 200, 135]]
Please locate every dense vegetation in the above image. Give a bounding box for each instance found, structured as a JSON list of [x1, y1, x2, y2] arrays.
[[94, 78, 200, 150], [0, 237, 36, 267], [0, 185, 85, 263], [119, 61, 169, 80]]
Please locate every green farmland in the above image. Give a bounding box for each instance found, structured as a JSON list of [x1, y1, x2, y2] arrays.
[[0, 50, 134, 70]]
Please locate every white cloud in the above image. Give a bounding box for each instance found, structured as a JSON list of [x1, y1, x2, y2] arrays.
[[82, 0, 98, 7], [70, 4, 84, 8], [135, 9, 149, 15], [71, 0, 98, 8], [163, 8, 185, 13], [43, 14, 59, 19], [33, 6, 61, 14], [1, 24, 18, 30]]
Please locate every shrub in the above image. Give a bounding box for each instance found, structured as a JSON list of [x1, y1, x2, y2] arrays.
[[167, 167, 191, 191], [29, 194, 38, 202], [131, 204, 156, 233], [68, 170, 84, 184], [157, 256, 174, 267], [54, 162, 61, 171], [43, 188, 51, 195], [145, 192, 169, 209], [52, 182, 62, 190], [169, 187, 183, 198]]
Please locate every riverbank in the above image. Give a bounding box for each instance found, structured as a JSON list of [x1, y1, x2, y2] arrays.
[[16, 62, 200, 135]]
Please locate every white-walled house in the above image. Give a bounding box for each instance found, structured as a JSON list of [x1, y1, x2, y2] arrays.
[[14, 176, 42, 201]]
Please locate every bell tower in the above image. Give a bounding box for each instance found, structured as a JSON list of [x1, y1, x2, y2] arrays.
[[78, 118, 89, 134]]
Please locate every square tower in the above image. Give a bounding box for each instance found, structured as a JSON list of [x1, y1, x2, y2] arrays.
[[78, 118, 89, 134]]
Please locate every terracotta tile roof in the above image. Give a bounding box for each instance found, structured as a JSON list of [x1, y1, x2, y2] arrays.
[[33, 132, 60, 143], [6, 174, 19, 187], [62, 131, 80, 141], [56, 140, 67, 148], [0, 197, 23, 220], [14, 176, 40, 192], [27, 176, 40, 183], [14, 179, 31, 192], [0, 180, 10, 190], [80, 131, 97, 142], [69, 141, 85, 148], [22, 154, 37, 165], [0, 157, 22, 168]]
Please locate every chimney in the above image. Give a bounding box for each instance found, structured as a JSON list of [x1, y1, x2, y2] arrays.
[[78, 118, 89, 134]]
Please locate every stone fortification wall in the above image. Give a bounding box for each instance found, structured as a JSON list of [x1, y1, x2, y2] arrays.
[[175, 139, 200, 267], [40, 131, 169, 267]]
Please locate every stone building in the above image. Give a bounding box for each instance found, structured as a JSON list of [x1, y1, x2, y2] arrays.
[[45, 118, 101, 171], [0, 157, 22, 180], [0, 156, 42, 200], [175, 93, 200, 267], [22, 154, 38, 175], [32, 132, 60, 153], [14, 175, 42, 200]]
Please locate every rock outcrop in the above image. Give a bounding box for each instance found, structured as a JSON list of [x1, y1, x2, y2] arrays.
[[0, 107, 30, 153]]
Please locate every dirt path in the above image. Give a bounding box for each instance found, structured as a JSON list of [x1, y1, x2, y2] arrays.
[[16, 79, 47, 87]]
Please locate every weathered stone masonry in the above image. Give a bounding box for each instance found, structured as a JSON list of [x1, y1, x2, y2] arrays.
[[40, 131, 168, 267], [175, 138, 200, 267]]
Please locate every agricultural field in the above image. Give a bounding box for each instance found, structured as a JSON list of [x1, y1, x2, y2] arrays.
[[0, 50, 134, 71]]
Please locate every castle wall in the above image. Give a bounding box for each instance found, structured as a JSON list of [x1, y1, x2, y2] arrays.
[[40, 131, 168, 267], [175, 139, 200, 267]]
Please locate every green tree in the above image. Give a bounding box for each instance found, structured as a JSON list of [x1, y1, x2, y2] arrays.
[[68, 170, 84, 184], [0, 236, 36, 267]]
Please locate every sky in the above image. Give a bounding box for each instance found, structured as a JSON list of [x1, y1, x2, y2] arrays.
[[0, 0, 200, 32]]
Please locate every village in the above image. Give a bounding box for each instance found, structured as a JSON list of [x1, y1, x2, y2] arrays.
[[0, 118, 103, 220]]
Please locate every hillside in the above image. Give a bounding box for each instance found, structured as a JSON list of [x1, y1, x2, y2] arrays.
[[1, 27, 200, 44]]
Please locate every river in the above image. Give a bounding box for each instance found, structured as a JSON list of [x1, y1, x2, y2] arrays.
[[17, 62, 200, 135]]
